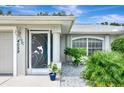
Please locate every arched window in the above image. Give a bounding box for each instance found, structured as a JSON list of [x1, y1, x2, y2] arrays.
[[72, 37, 103, 55]]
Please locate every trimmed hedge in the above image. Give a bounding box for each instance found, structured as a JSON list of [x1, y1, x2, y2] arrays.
[[81, 51, 124, 87], [64, 48, 86, 66], [111, 35, 124, 53]]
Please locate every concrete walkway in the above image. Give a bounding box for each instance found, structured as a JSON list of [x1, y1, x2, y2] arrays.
[[0, 76, 60, 87], [61, 63, 87, 87]]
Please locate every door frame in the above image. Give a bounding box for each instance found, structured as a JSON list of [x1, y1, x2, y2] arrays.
[[27, 30, 50, 74]]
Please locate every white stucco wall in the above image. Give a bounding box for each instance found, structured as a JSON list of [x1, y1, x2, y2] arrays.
[[17, 26, 26, 75], [60, 35, 66, 62]]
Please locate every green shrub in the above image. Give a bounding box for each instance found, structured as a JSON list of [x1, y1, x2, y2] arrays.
[[80, 56, 88, 65], [81, 51, 124, 87], [64, 48, 86, 66], [48, 63, 58, 73], [111, 35, 124, 53]]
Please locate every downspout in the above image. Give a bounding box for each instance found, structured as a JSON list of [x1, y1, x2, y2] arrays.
[[68, 17, 76, 33]]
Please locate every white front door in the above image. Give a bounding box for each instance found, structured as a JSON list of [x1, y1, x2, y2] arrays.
[[27, 31, 50, 74]]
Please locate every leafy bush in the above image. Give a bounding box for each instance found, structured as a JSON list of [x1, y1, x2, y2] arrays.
[[80, 56, 88, 65], [48, 63, 58, 73], [64, 48, 86, 66], [81, 51, 124, 87], [111, 35, 124, 53]]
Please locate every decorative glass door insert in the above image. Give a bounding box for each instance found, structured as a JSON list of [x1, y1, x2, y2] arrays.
[[31, 33, 48, 68]]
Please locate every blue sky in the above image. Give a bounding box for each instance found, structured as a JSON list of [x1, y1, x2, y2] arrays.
[[0, 5, 124, 24]]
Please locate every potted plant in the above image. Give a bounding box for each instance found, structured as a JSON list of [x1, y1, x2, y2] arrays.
[[48, 63, 59, 81]]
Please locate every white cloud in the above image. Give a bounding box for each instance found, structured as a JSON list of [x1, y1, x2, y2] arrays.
[[90, 14, 124, 23], [86, 6, 121, 13], [14, 9, 38, 15], [53, 5, 84, 16], [0, 5, 24, 9], [14, 5, 25, 8]]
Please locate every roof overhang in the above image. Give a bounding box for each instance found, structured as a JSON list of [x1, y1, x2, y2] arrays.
[[71, 25, 124, 35], [0, 16, 75, 33], [69, 31, 124, 35]]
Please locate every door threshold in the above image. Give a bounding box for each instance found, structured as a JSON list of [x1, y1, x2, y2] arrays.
[[27, 68, 50, 75], [26, 74, 49, 76]]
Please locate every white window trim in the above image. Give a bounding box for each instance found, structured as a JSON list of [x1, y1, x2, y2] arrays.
[[71, 36, 104, 56], [72, 36, 104, 41]]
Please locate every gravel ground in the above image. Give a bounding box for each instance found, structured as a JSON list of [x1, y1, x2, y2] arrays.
[[60, 63, 87, 87]]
